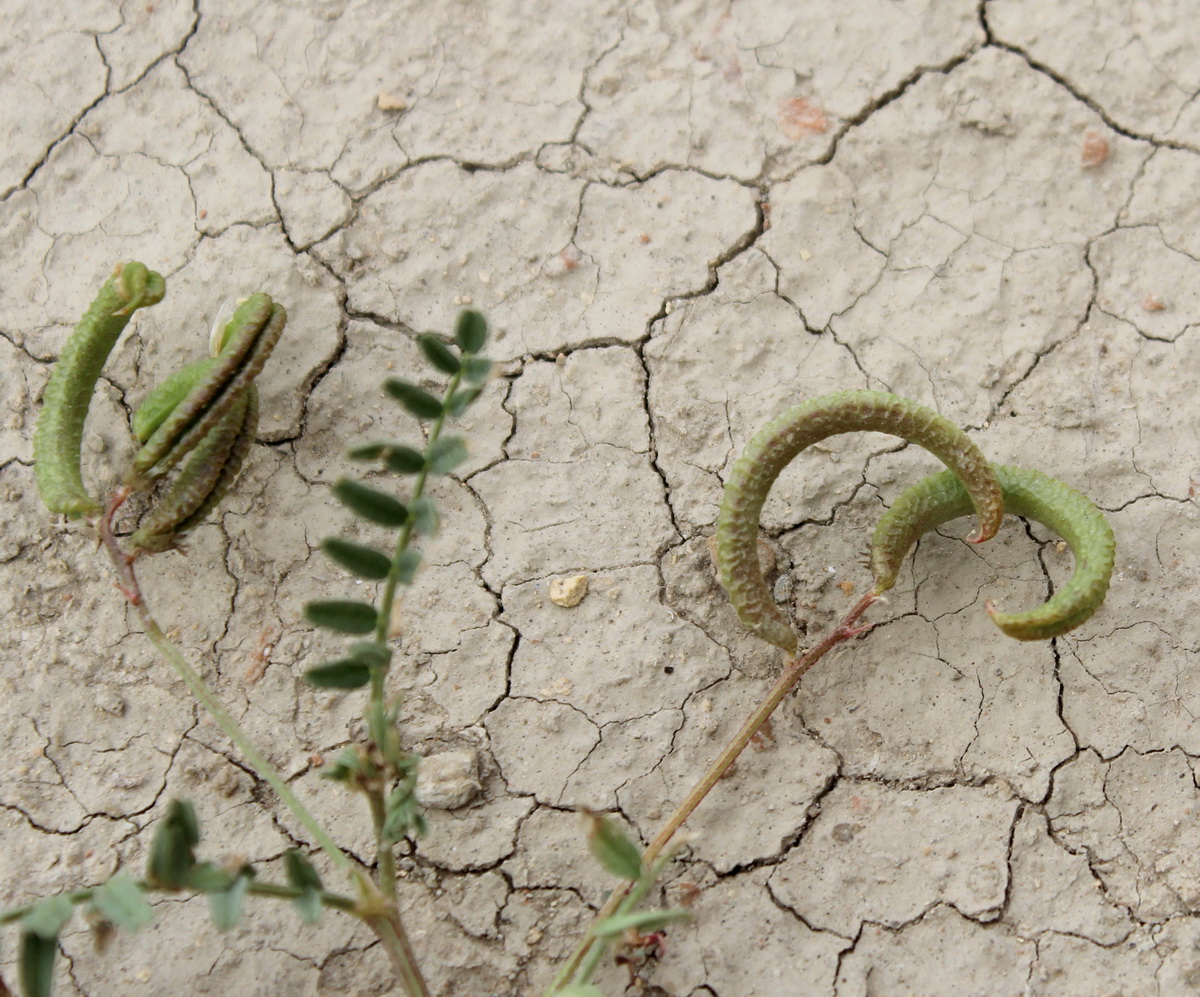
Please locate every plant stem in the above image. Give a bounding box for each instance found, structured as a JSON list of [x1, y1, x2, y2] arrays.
[[366, 365, 465, 902], [96, 490, 430, 996], [550, 592, 877, 992], [97, 492, 352, 879], [365, 910, 428, 997]]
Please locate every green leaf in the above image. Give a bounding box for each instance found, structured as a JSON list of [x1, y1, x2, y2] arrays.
[[147, 800, 200, 889], [462, 356, 492, 384], [320, 538, 391, 579], [91, 876, 153, 933], [384, 445, 427, 474], [551, 987, 606, 997], [418, 333, 461, 375], [283, 850, 323, 892], [304, 600, 378, 635], [348, 641, 392, 667], [409, 497, 439, 537], [292, 887, 323, 925], [19, 931, 57, 997], [168, 798, 201, 846], [208, 870, 252, 931], [347, 442, 387, 461], [395, 550, 422, 584], [381, 783, 426, 843], [22, 897, 72, 941], [586, 814, 643, 882], [426, 436, 468, 474], [320, 747, 368, 783], [185, 862, 235, 892], [445, 385, 482, 417], [305, 660, 372, 690], [454, 309, 488, 353], [332, 480, 408, 527], [280, 852, 325, 924], [384, 379, 443, 420], [592, 907, 692, 938]]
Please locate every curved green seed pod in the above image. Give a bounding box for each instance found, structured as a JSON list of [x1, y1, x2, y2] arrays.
[[715, 391, 1003, 654], [129, 294, 284, 484], [131, 358, 218, 443], [129, 387, 259, 553], [872, 464, 1115, 640], [33, 262, 166, 517]]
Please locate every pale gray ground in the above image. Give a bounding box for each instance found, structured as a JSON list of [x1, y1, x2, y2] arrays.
[[2, 2, 1199, 995]]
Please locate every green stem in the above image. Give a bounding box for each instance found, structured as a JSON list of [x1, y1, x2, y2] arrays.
[[365, 910, 428, 997], [549, 592, 878, 993], [98, 492, 430, 996], [367, 786, 398, 903], [365, 365, 466, 899], [98, 493, 352, 879]]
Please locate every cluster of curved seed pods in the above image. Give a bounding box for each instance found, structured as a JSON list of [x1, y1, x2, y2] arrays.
[[715, 391, 1115, 652], [33, 262, 285, 553]]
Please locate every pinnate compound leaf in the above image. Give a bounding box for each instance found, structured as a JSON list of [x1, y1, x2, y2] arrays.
[[586, 814, 643, 882], [332, 480, 408, 527], [19, 931, 57, 997], [418, 333, 461, 375], [305, 660, 372, 689], [427, 436, 468, 474], [454, 310, 488, 353], [91, 876, 153, 933], [320, 538, 391, 579], [304, 600, 378, 635], [384, 379, 443, 420]]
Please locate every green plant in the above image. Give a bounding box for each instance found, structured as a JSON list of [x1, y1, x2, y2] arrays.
[[11, 264, 1116, 996]]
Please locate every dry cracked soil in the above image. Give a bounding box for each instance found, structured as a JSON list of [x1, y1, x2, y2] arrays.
[[4, 1, 1200, 995]]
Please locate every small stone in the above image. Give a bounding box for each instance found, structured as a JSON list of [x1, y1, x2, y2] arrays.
[[1081, 130, 1109, 168], [377, 92, 407, 112], [549, 574, 588, 607], [415, 750, 481, 809]]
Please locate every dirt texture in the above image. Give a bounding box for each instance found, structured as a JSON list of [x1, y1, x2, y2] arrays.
[[3, 1, 1200, 995]]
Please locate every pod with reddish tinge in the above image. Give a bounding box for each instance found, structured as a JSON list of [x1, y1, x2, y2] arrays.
[[715, 391, 1003, 654], [34, 262, 166, 517], [872, 464, 1115, 640]]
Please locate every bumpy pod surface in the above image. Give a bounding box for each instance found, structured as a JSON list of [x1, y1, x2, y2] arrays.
[[872, 464, 1115, 639], [715, 391, 1002, 654], [131, 358, 218, 443], [129, 387, 259, 553], [130, 294, 284, 484], [34, 262, 165, 516]]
